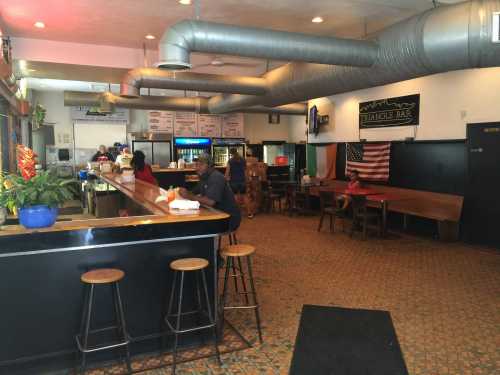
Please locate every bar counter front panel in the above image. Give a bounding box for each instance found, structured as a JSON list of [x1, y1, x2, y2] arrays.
[[0, 174, 230, 374]]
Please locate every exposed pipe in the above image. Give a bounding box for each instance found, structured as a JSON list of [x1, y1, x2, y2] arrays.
[[157, 19, 379, 70], [120, 68, 268, 98], [63, 91, 307, 115], [196, 0, 500, 113]]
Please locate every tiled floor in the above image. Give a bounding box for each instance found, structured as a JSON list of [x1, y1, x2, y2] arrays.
[[128, 214, 499, 374]]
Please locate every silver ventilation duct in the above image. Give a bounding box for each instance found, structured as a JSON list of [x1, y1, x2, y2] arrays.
[[157, 20, 379, 70], [63, 91, 307, 115], [120, 68, 268, 98], [184, 0, 500, 113]]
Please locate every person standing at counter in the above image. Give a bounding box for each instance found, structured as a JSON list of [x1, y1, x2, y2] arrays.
[[91, 145, 115, 162], [179, 153, 241, 232], [131, 150, 158, 185], [115, 145, 132, 169], [225, 148, 246, 208]]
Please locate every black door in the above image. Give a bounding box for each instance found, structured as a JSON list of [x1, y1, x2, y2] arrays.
[[464, 123, 500, 248]]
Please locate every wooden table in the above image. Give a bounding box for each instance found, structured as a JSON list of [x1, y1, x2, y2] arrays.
[[366, 193, 410, 236]]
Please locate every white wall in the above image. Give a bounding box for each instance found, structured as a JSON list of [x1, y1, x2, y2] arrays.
[[307, 67, 500, 143], [288, 115, 307, 143], [243, 113, 290, 143]]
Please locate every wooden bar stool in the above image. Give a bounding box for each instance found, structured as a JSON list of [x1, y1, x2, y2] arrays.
[[165, 258, 221, 375], [220, 244, 263, 343], [76, 268, 132, 374]]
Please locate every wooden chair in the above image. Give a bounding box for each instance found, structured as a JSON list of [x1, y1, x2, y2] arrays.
[[317, 190, 346, 232], [350, 195, 382, 240]]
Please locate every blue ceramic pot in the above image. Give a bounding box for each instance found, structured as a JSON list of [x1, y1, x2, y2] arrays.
[[18, 205, 58, 229]]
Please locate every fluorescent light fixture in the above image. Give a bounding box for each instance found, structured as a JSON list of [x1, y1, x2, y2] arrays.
[[145, 34, 156, 40], [179, 0, 192, 4], [312, 16, 324, 23], [34, 21, 45, 28]]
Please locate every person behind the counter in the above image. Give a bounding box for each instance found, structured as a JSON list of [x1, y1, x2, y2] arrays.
[[131, 150, 158, 185], [179, 153, 241, 232], [115, 145, 132, 169], [91, 145, 115, 162]]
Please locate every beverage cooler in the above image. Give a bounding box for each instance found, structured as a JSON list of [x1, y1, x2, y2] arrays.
[[174, 137, 212, 163], [131, 140, 172, 167], [212, 138, 246, 167]]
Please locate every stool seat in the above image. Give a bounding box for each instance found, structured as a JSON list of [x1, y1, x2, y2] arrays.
[[221, 244, 255, 257], [170, 258, 209, 271], [81, 268, 124, 284]]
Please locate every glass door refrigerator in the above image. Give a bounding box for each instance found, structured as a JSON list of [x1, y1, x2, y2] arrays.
[[131, 140, 172, 167], [173, 137, 212, 163], [212, 138, 246, 167]]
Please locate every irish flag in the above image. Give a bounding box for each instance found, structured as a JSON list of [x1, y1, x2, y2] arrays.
[[307, 143, 337, 179]]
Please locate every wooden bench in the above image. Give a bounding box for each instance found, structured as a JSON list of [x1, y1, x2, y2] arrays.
[[313, 180, 464, 240]]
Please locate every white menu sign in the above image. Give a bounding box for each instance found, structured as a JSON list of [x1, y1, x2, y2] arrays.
[[174, 112, 197, 137], [198, 114, 222, 137], [148, 110, 174, 133], [222, 113, 244, 138]]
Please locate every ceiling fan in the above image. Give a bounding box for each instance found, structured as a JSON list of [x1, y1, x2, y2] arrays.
[[192, 55, 261, 69]]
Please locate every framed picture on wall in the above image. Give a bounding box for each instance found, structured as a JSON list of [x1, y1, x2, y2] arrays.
[[268, 113, 280, 124]]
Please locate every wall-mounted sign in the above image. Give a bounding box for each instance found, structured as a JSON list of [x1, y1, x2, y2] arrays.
[[222, 113, 244, 138], [71, 106, 130, 122], [197, 114, 222, 137], [174, 112, 197, 137], [359, 94, 420, 129], [148, 110, 174, 133]]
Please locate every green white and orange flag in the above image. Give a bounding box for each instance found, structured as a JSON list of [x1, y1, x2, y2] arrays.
[[306, 143, 337, 180]]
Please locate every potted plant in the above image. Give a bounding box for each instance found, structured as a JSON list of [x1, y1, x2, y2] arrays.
[[0, 145, 77, 229], [0, 170, 77, 228]]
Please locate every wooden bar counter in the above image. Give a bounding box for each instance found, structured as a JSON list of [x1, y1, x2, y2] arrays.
[[0, 173, 230, 374]]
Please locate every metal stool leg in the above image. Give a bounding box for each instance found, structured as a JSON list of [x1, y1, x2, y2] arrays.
[[219, 256, 232, 336], [246, 255, 263, 343], [237, 256, 250, 306], [201, 269, 221, 365], [231, 256, 240, 295], [80, 284, 95, 374], [114, 283, 132, 374], [172, 271, 185, 375]]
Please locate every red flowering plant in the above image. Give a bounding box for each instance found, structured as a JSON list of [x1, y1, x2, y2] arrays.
[[0, 146, 77, 213]]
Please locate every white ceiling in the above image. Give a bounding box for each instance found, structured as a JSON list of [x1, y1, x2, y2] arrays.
[[1, 0, 440, 49], [2, 0, 460, 93]]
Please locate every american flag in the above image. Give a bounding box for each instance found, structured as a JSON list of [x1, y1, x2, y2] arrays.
[[346, 142, 391, 181]]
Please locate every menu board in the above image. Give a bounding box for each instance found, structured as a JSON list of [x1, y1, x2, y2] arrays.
[[174, 112, 197, 137], [197, 114, 222, 137], [222, 113, 244, 138], [148, 110, 174, 133]]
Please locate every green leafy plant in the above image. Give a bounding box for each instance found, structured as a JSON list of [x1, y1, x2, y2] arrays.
[[0, 171, 77, 212], [32, 103, 46, 127]]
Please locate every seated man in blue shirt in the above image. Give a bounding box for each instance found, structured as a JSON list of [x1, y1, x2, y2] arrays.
[[179, 153, 241, 233]]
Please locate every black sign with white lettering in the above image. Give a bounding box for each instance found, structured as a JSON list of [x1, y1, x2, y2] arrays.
[[359, 94, 420, 129]]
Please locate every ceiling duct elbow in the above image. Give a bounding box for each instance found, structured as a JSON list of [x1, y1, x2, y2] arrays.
[[157, 19, 379, 70], [120, 67, 268, 98]]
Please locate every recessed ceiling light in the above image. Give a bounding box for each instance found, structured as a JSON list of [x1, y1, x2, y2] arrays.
[[145, 34, 156, 40], [312, 17, 324, 23], [178, 0, 192, 4], [34, 21, 45, 28]]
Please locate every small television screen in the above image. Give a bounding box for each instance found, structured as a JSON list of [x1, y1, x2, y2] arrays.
[[308, 105, 319, 135]]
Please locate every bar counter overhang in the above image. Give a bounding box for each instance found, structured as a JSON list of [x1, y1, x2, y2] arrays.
[[0, 174, 230, 374]]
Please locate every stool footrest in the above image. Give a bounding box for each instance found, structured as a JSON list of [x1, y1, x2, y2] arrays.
[[165, 318, 216, 334], [75, 335, 131, 353], [223, 304, 259, 310]]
